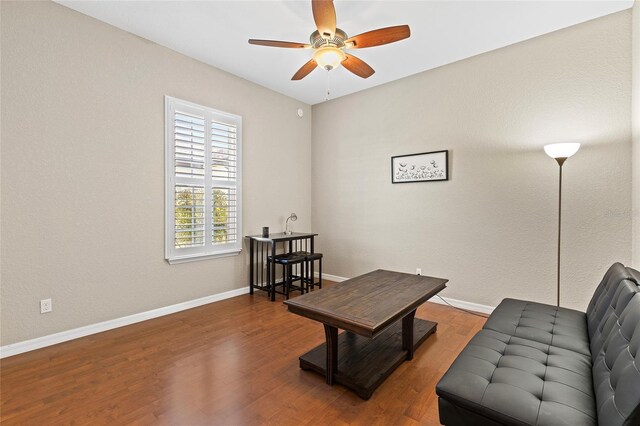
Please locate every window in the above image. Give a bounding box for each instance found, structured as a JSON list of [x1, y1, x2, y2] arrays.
[[165, 96, 242, 263]]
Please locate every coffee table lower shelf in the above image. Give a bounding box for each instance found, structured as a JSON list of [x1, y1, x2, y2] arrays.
[[299, 318, 437, 400]]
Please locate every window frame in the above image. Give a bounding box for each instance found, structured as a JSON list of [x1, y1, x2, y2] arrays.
[[165, 96, 242, 264]]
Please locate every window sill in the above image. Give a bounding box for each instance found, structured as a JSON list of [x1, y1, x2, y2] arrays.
[[167, 249, 242, 264]]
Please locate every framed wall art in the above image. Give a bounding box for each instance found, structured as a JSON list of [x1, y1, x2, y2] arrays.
[[391, 150, 448, 183]]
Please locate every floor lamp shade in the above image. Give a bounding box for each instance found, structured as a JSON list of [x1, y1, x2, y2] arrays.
[[545, 142, 580, 307], [544, 143, 581, 162]]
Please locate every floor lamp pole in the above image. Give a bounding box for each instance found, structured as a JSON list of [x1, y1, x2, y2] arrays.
[[544, 142, 580, 309], [555, 158, 566, 307]]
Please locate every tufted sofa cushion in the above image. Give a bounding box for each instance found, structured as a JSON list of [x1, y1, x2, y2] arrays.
[[591, 293, 640, 426], [588, 277, 639, 358], [436, 328, 596, 425], [483, 299, 590, 356], [436, 263, 640, 426], [586, 262, 637, 342]]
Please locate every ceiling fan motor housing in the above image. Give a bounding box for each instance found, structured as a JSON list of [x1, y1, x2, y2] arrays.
[[310, 28, 348, 48]]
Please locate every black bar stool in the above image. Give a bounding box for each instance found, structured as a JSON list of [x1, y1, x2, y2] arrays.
[[305, 252, 323, 290], [269, 253, 307, 299], [287, 239, 323, 292]]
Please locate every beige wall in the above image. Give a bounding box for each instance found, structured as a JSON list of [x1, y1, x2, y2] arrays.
[[633, 1, 640, 268], [1, 2, 634, 347], [0, 1, 312, 345], [312, 11, 632, 311]]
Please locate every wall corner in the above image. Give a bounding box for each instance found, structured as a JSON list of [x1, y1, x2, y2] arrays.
[[632, 0, 640, 268]]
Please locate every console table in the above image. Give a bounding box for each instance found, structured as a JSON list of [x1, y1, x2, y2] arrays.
[[284, 269, 447, 399]]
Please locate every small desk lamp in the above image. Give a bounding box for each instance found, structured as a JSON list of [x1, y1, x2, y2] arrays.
[[285, 213, 297, 235], [544, 142, 580, 307]]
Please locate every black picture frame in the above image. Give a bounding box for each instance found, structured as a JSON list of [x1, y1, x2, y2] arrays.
[[391, 150, 449, 183]]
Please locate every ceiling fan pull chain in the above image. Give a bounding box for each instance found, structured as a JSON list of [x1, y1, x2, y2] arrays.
[[325, 69, 331, 101]]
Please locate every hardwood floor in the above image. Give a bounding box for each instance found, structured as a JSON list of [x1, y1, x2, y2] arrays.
[[0, 282, 485, 425]]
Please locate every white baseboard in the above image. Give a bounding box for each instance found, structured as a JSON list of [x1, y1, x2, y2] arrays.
[[319, 272, 348, 282], [0, 286, 250, 359], [318, 273, 494, 315], [2, 272, 495, 359], [428, 295, 494, 315]]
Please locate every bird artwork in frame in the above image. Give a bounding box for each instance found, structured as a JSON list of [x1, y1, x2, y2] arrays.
[[391, 150, 449, 183]]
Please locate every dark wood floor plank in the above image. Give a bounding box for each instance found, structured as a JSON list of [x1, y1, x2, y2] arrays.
[[1, 281, 485, 425]]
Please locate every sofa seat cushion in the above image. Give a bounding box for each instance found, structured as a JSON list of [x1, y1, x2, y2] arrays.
[[436, 329, 596, 426], [483, 298, 590, 357]]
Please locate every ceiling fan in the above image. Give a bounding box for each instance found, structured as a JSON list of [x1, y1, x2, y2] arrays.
[[248, 0, 411, 80]]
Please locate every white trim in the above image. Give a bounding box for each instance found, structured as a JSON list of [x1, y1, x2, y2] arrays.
[[1, 274, 496, 359], [167, 249, 241, 264], [316, 273, 495, 315], [319, 272, 348, 282], [428, 295, 495, 315], [0, 286, 249, 359]]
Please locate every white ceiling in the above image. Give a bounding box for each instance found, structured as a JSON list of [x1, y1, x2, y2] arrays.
[[55, 1, 633, 105]]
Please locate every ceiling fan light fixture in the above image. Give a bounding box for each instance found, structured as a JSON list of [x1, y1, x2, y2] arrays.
[[313, 46, 346, 71]]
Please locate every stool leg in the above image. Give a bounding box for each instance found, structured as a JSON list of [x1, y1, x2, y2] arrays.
[[307, 259, 313, 290], [318, 257, 322, 289], [266, 259, 271, 299], [285, 264, 291, 300], [302, 261, 307, 293], [272, 260, 278, 301], [282, 265, 286, 299]]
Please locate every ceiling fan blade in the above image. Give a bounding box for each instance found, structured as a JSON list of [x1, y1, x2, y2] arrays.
[[248, 39, 310, 49], [342, 54, 375, 79], [344, 25, 411, 49], [292, 59, 318, 80], [312, 0, 337, 39]]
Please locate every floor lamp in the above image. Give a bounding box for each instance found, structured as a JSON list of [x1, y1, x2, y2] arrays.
[[544, 142, 580, 307]]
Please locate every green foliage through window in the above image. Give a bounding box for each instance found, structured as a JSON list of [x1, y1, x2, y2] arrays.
[[174, 187, 231, 248], [175, 186, 205, 248], [213, 189, 229, 243]]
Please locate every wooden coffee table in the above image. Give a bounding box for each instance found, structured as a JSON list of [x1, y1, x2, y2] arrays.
[[283, 269, 447, 399]]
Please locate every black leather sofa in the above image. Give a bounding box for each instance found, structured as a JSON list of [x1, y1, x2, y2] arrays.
[[436, 263, 640, 426]]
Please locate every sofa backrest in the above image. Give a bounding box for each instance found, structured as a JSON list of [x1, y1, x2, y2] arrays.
[[586, 262, 637, 342], [591, 292, 640, 426], [587, 264, 640, 426]]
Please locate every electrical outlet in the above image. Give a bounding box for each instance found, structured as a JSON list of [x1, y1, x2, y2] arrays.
[[416, 268, 422, 276], [40, 299, 52, 314]]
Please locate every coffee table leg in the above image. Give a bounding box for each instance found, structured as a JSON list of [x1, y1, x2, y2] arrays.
[[324, 324, 338, 385], [402, 309, 417, 360]]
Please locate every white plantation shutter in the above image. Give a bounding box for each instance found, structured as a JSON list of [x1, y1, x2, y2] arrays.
[[174, 111, 205, 249], [165, 97, 242, 263], [211, 119, 238, 245]]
